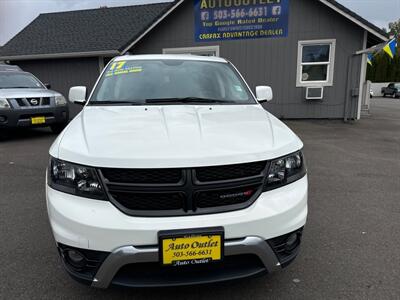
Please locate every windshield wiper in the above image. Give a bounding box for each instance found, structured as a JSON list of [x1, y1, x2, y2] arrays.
[[88, 100, 144, 105], [145, 97, 235, 104]]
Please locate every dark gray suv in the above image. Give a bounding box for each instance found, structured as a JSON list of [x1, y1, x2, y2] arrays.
[[0, 65, 69, 134]]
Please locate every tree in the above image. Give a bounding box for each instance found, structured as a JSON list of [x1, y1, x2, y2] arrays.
[[388, 19, 400, 37], [366, 20, 400, 82]]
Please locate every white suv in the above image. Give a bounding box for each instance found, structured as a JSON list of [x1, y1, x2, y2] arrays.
[[46, 55, 308, 288]]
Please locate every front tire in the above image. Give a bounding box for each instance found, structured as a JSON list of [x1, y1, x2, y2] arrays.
[[50, 123, 67, 134], [0, 130, 8, 140]]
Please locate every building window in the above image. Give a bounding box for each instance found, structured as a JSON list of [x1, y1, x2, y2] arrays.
[[163, 46, 220, 57], [297, 39, 336, 87]]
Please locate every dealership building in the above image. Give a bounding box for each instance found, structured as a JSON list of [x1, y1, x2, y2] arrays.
[[0, 0, 388, 119]]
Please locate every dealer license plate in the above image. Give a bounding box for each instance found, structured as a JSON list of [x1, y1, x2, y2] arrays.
[[159, 228, 224, 266], [31, 116, 46, 125]]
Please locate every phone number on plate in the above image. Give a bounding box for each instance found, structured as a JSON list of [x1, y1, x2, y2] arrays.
[[172, 249, 213, 258]]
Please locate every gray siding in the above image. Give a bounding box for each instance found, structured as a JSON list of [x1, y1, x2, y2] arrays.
[[15, 57, 100, 116], [133, 0, 365, 119]]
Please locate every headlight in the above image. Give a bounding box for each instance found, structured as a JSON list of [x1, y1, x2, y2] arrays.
[[55, 95, 67, 106], [48, 158, 106, 200], [264, 151, 306, 191], [0, 98, 11, 109]]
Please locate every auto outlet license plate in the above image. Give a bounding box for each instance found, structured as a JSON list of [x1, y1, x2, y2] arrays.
[[158, 227, 224, 266], [31, 116, 46, 125]]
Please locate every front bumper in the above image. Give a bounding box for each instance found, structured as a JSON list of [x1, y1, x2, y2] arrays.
[[0, 106, 68, 128], [58, 229, 303, 288], [47, 175, 307, 288]]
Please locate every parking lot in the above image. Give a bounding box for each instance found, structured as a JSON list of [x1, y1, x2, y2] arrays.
[[0, 97, 399, 299]]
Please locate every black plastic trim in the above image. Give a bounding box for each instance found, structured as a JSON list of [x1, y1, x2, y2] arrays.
[[0, 105, 68, 129], [57, 243, 110, 283], [267, 227, 304, 268], [111, 254, 267, 288]]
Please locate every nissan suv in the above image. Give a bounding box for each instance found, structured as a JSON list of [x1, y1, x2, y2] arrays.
[[46, 55, 308, 288], [0, 65, 69, 135]]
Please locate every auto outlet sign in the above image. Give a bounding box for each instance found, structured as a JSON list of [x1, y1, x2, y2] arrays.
[[194, 0, 289, 42]]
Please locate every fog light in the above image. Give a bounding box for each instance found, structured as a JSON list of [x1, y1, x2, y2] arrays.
[[285, 233, 299, 252], [0, 116, 7, 123], [65, 249, 86, 269]]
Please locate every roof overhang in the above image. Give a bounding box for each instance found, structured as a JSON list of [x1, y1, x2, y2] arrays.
[[0, 50, 120, 61]]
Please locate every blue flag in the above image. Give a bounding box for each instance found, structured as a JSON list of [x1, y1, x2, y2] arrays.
[[367, 53, 374, 65], [383, 38, 397, 59]]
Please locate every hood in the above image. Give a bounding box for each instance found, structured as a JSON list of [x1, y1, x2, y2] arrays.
[[52, 105, 303, 168], [0, 88, 61, 98]]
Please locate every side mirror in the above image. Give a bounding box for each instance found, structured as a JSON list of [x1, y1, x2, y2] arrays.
[[69, 86, 87, 105], [44, 83, 51, 89], [256, 86, 273, 103]]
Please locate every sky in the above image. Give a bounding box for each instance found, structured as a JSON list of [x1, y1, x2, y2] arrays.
[[0, 0, 399, 46]]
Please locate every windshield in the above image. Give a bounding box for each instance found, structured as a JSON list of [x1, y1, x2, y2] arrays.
[[90, 59, 255, 105], [0, 72, 44, 89]]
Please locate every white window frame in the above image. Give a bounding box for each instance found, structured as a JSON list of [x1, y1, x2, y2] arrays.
[[296, 39, 336, 87], [162, 46, 220, 57]]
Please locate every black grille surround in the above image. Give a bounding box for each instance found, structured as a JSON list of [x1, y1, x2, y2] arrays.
[[99, 161, 270, 217]]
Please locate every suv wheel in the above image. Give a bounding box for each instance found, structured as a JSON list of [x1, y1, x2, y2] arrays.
[[50, 123, 67, 134], [0, 129, 9, 140]]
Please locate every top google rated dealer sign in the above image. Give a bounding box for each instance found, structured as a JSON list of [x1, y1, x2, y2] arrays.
[[194, 0, 289, 41]]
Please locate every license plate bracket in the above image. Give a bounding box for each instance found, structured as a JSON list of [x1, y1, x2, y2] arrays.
[[158, 227, 224, 267]]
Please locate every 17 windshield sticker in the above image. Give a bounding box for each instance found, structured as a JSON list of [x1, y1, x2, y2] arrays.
[[105, 61, 143, 77]]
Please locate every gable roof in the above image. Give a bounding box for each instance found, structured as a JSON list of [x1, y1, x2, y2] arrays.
[[0, 2, 174, 60], [0, 0, 388, 61]]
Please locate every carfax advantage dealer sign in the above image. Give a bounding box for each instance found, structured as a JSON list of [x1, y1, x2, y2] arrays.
[[194, 0, 289, 42]]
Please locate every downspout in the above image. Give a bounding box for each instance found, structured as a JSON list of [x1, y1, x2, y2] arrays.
[[356, 31, 369, 119], [343, 55, 354, 122]]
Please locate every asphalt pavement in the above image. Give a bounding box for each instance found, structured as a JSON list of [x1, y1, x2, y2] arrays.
[[0, 97, 399, 299]]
